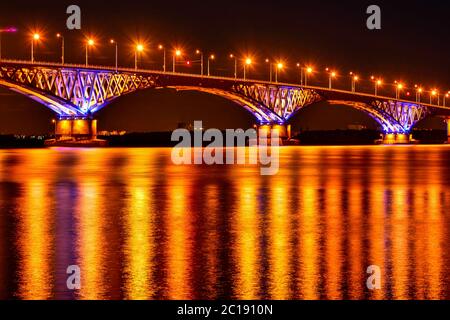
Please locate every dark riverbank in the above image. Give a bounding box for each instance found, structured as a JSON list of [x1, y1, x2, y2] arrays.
[[0, 130, 447, 148]]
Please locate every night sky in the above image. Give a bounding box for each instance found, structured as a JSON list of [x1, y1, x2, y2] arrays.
[[0, 0, 449, 134]]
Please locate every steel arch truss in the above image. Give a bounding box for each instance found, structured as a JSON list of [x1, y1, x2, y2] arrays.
[[232, 84, 322, 122], [371, 100, 430, 133], [328, 100, 430, 133], [0, 65, 156, 117]]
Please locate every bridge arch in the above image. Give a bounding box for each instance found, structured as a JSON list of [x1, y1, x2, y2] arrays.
[[169, 86, 284, 124], [327, 100, 400, 133]]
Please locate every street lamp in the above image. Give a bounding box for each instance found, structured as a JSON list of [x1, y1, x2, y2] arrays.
[[0, 26, 18, 61], [207, 54, 215, 76], [195, 50, 204, 76], [430, 89, 437, 105], [159, 45, 166, 72], [244, 57, 252, 80], [56, 33, 65, 65], [296, 63, 303, 85], [85, 38, 95, 66], [229, 54, 237, 79], [327, 69, 336, 89], [265, 59, 273, 82], [351, 75, 359, 92], [305, 66, 313, 86], [444, 93, 449, 107], [275, 62, 284, 83], [31, 33, 40, 63], [173, 49, 182, 73], [396, 83, 403, 99], [415, 86, 423, 103], [135, 43, 144, 70], [374, 79, 382, 96], [110, 39, 118, 72]]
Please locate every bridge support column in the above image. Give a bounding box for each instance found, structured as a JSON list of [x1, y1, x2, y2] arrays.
[[46, 118, 107, 147], [254, 124, 295, 146], [55, 118, 97, 140], [446, 118, 450, 143], [381, 133, 411, 145], [256, 124, 291, 139]]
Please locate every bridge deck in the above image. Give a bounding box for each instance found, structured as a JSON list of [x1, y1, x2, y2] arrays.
[[1, 59, 448, 111]]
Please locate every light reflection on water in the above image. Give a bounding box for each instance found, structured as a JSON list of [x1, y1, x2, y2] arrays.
[[1, 146, 450, 300]]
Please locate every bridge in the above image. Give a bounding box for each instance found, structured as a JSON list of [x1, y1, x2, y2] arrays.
[[1, 59, 450, 144]]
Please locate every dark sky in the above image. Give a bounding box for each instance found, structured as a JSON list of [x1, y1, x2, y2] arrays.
[[0, 0, 449, 134]]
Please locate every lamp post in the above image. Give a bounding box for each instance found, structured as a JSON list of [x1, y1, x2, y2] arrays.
[[275, 62, 283, 83], [159, 45, 166, 72], [56, 33, 65, 65], [396, 83, 403, 100], [416, 87, 422, 103], [265, 59, 273, 82], [296, 63, 302, 85], [243, 58, 252, 80], [207, 54, 215, 76], [430, 89, 438, 105], [351, 75, 359, 92], [110, 39, 118, 72], [86, 38, 95, 67], [230, 54, 237, 79], [374, 79, 382, 96], [31, 33, 40, 63], [173, 49, 181, 73], [195, 50, 204, 76], [444, 93, 449, 107], [135, 44, 144, 70], [304, 67, 313, 86], [327, 69, 336, 89]]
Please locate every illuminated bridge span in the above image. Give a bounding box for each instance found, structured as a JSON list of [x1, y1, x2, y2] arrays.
[[1, 59, 450, 144]]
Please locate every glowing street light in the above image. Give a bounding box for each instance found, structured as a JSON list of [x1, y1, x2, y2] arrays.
[[56, 33, 65, 65], [374, 78, 382, 96], [135, 43, 144, 70], [159, 45, 166, 72], [265, 58, 273, 82], [350, 73, 359, 92], [229, 54, 237, 79], [444, 92, 449, 107], [243, 57, 252, 80], [304, 66, 313, 86], [0, 26, 18, 61], [173, 49, 182, 73], [110, 39, 118, 72], [195, 50, 204, 76], [327, 69, 337, 89], [396, 83, 403, 99], [31, 33, 41, 63], [207, 54, 215, 76], [296, 63, 303, 85], [85, 38, 95, 66], [416, 86, 423, 103], [430, 89, 438, 105], [275, 62, 284, 83]]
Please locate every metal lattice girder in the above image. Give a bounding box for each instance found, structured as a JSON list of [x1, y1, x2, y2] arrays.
[[232, 83, 322, 122], [371, 100, 430, 133], [0, 65, 156, 116]]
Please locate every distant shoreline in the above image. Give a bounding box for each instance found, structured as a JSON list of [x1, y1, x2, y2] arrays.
[[0, 129, 447, 148]]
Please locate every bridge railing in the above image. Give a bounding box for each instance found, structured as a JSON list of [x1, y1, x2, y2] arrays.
[[0, 58, 448, 110]]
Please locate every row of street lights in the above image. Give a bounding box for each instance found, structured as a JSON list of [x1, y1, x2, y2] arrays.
[[2, 30, 449, 106]]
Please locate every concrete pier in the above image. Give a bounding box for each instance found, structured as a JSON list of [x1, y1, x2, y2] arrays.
[[381, 133, 411, 144], [45, 118, 107, 147]]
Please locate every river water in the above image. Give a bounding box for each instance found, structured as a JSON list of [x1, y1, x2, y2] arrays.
[[1, 146, 450, 300]]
